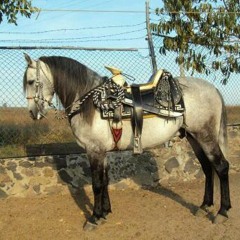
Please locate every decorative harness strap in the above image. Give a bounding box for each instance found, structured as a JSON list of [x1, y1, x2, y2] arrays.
[[68, 78, 125, 120], [131, 85, 143, 154]]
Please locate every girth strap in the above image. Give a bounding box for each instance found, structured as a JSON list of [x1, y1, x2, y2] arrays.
[[111, 106, 123, 149], [131, 84, 143, 154]]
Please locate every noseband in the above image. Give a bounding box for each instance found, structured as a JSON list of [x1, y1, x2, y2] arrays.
[[25, 60, 76, 120], [26, 60, 55, 117]]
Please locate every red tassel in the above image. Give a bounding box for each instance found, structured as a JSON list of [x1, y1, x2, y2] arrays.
[[111, 128, 122, 144]]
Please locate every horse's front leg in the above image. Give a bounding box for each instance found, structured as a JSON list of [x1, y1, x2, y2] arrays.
[[102, 160, 112, 218], [84, 150, 111, 230]]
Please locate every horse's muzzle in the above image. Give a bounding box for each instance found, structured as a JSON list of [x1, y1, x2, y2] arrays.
[[29, 110, 37, 120]]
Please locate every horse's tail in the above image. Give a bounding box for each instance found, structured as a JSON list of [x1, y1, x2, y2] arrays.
[[218, 89, 228, 158]]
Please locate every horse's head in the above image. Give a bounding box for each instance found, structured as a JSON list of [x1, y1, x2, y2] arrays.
[[23, 53, 55, 120]]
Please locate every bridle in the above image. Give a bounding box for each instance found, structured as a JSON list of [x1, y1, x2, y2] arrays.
[[26, 60, 55, 118], [25, 59, 81, 120]]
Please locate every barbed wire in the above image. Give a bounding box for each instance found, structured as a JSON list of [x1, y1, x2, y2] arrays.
[[0, 22, 146, 35], [152, 32, 240, 44], [0, 28, 146, 43], [149, 7, 240, 14], [15, 7, 240, 14], [0, 36, 146, 44], [16, 8, 146, 13]]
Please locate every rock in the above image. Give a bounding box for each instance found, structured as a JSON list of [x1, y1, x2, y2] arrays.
[[12, 172, 23, 181], [6, 162, 17, 171], [53, 158, 67, 169], [20, 168, 34, 177], [43, 156, 55, 163], [43, 168, 54, 178], [184, 159, 199, 174], [58, 169, 73, 184], [165, 157, 179, 173], [34, 161, 47, 168], [8, 182, 29, 196], [0, 165, 6, 174], [195, 169, 204, 179], [110, 179, 139, 190], [145, 164, 158, 173], [29, 177, 50, 186], [152, 171, 160, 182], [149, 157, 157, 165], [19, 161, 33, 168], [0, 173, 12, 184], [45, 185, 65, 195], [33, 184, 41, 194], [228, 131, 238, 138], [0, 189, 7, 198]]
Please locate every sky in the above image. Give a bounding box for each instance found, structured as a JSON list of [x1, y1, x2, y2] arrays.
[[0, 0, 165, 107], [0, 0, 162, 53]]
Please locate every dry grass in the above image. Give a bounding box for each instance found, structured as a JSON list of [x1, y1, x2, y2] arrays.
[[0, 108, 74, 143], [0, 107, 74, 158], [0, 106, 239, 158], [226, 106, 240, 124]]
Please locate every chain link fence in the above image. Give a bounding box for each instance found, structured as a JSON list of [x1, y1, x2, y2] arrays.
[[0, 44, 239, 158], [151, 35, 240, 125], [152, 35, 240, 106], [0, 47, 153, 158]]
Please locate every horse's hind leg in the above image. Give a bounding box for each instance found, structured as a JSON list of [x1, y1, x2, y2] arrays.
[[186, 134, 214, 213], [210, 146, 231, 222], [187, 132, 231, 222]]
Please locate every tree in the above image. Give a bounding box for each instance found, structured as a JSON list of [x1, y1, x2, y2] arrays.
[[151, 0, 240, 83], [0, 0, 38, 25]]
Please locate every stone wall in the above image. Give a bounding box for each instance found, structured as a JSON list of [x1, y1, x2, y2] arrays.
[[0, 126, 239, 198]]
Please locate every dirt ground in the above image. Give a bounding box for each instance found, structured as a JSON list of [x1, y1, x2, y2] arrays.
[[0, 173, 239, 240]]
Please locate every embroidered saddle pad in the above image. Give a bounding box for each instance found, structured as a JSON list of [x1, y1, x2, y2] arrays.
[[100, 69, 184, 119]]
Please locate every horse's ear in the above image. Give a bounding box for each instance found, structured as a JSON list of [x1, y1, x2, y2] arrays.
[[24, 53, 33, 67]]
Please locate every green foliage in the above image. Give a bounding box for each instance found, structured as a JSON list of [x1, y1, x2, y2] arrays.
[[152, 0, 240, 83], [0, 0, 39, 25]]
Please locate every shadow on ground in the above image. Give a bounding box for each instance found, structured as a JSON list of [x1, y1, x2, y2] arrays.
[[41, 150, 201, 223]]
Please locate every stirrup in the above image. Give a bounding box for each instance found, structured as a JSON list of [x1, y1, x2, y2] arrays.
[[133, 136, 143, 154]]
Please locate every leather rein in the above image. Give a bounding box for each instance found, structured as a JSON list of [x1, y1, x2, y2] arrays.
[[26, 60, 125, 120]]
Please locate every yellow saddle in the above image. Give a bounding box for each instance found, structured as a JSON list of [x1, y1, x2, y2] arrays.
[[105, 66, 163, 93]]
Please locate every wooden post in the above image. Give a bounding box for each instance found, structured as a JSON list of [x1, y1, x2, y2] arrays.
[[146, 0, 157, 73]]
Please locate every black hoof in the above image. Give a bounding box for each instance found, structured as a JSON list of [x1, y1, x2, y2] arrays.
[[83, 221, 98, 231], [96, 217, 107, 225], [194, 208, 208, 217], [213, 209, 229, 224], [83, 215, 108, 231], [213, 214, 228, 224], [195, 205, 213, 218]]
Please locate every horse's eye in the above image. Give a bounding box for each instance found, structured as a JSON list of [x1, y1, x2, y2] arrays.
[[28, 80, 34, 85]]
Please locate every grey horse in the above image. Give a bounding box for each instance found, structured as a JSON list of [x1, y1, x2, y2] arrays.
[[23, 54, 231, 230]]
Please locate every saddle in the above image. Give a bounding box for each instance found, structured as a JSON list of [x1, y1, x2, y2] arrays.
[[100, 66, 185, 154]]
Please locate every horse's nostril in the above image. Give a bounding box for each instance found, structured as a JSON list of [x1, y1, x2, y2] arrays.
[[29, 110, 35, 119]]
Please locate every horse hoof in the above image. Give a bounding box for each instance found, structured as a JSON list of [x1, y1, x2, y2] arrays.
[[83, 221, 98, 231], [96, 217, 107, 225], [83, 217, 107, 231], [194, 208, 208, 217], [213, 214, 228, 224]]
